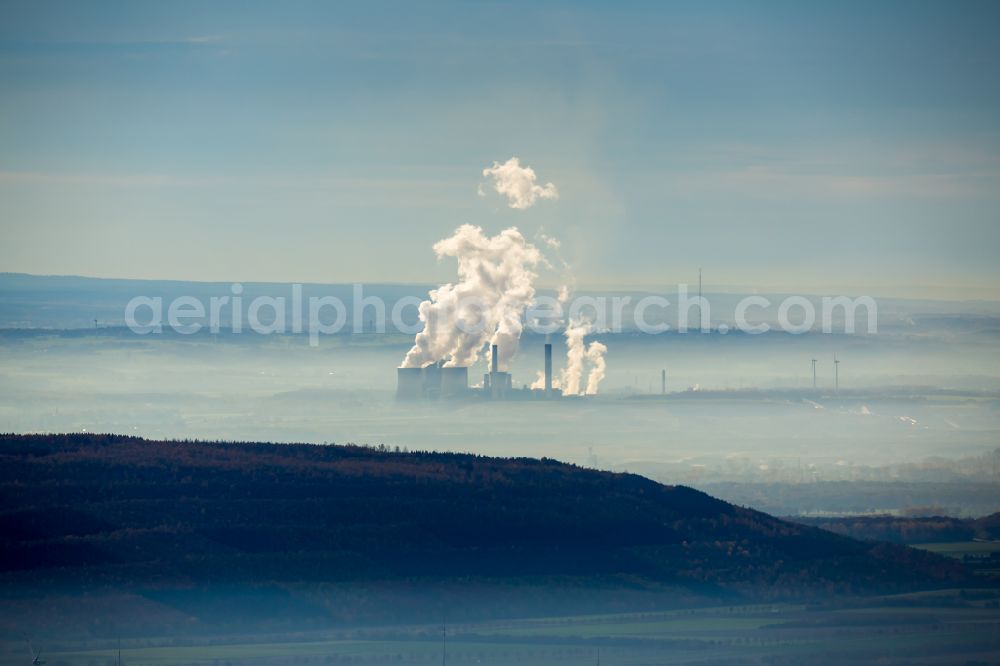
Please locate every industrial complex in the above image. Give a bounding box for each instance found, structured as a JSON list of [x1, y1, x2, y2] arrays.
[[396, 343, 562, 400]]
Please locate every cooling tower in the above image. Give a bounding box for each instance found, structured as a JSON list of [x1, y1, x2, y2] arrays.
[[397, 364, 469, 399], [422, 362, 442, 399], [440, 366, 469, 397], [396, 367, 424, 400]]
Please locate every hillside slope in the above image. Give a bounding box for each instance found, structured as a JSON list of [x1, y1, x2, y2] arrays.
[[0, 434, 972, 632], [793, 513, 1000, 544]]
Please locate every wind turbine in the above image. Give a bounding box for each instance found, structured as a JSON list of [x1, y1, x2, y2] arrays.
[[811, 358, 817, 389], [834, 354, 840, 393], [23, 635, 44, 666]]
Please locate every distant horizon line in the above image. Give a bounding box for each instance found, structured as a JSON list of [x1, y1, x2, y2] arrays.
[[2, 270, 998, 304]]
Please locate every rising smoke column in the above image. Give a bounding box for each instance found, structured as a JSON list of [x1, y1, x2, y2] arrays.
[[559, 319, 591, 395], [584, 341, 607, 395], [401, 225, 542, 369], [529, 370, 550, 390], [558, 319, 608, 396]]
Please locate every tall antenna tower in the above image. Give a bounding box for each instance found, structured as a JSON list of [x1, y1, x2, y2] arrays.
[[834, 354, 840, 393], [811, 358, 817, 389], [441, 620, 447, 666], [698, 267, 703, 332]]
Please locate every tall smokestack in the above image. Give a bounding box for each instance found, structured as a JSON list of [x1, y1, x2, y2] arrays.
[[544, 343, 553, 395], [661, 369, 666, 394], [491, 344, 498, 373]]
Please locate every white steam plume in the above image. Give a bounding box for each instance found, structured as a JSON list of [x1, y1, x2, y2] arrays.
[[559, 319, 591, 396], [558, 319, 608, 396], [584, 341, 607, 395], [481, 157, 558, 209], [529, 370, 554, 390], [401, 225, 542, 369]]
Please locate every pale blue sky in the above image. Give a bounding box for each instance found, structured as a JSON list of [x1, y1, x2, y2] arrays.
[[2, 1, 999, 297]]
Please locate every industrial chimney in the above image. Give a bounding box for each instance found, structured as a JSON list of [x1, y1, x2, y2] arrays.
[[486, 343, 511, 399]]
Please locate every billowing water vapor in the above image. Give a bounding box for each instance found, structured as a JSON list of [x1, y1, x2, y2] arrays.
[[559, 320, 608, 396], [560, 319, 591, 395], [401, 225, 542, 369], [529, 370, 553, 390], [481, 157, 558, 209], [584, 341, 607, 395]]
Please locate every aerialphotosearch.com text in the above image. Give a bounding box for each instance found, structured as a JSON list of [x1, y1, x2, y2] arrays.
[[124, 283, 878, 346]]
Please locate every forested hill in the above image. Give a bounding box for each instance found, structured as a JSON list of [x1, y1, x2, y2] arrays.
[[0, 434, 972, 628], [794, 513, 1000, 544]]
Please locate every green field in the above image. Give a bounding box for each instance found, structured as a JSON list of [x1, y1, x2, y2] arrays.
[[914, 541, 1000, 557], [913, 541, 1000, 578], [5, 592, 1000, 666]]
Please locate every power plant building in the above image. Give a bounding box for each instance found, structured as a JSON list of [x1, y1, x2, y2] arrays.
[[484, 343, 512, 399], [397, 342, 560, 401]]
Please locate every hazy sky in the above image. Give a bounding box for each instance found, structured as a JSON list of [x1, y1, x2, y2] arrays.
[[2, 1, 999, 297]]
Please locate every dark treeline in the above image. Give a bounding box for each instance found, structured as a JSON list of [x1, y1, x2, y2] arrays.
[[0, 433, 977, 631], [795, 513, 1000, 544]]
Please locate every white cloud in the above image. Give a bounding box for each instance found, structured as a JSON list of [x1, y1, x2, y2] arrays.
[[539, 233, 561, 249], [481, 157, 558, 209]]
